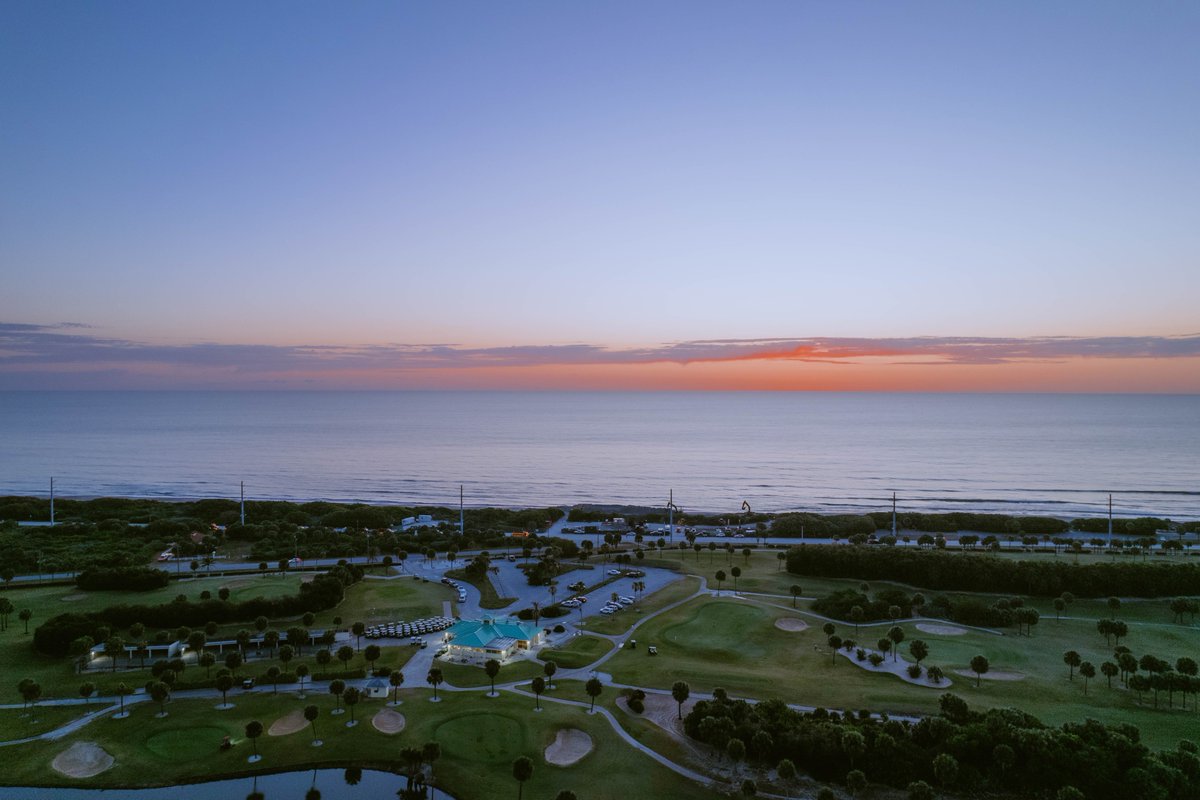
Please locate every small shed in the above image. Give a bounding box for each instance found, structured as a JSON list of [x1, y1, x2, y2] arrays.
[[364, 678, 389, 699]]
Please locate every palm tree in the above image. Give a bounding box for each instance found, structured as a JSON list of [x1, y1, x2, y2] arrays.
[[585, 677, 603, 712], [531, 676, 545, 710], [427, 668, 444, 701], [149, 681, 170, 717], [337, 645, 355, 674], [79, 682, 95, 706], [296, 663, 310, 697], [512, 756, 533, 800], [389, 669, 405, 704], [828, 635, 842, 663], [1101, 661, 1119, 688], [245, 720, 264, 762], [485, 659, 501, 697], [555, 792, 578, 800], [730, 566, 741, 593], [18, 608, 32, 634], [266, 666, 281, 694], [714, 570, 726, 595], [106, 635, 124, 673], [330, 679, 346, 713], [199, 651, 216, 678], [343, 686, 361, 726], [1080, 662, 1096, 695], [216, 674, 234, 708], [970, 655, 989, 687], [352, 622, 366, 651], [543, 660, 558, 690], [850, 606, 864, 634], [115, 682, 130, 716], [304, 704, 321, 746], [777, 758, 797, 798], [672, 680, 690, 719], [790, 585, 802, 608], [1064, 650, 1082, 680], [887, 626, 905, 662]]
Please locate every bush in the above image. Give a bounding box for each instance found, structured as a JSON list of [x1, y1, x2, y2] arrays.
[[553, 624, 565, 633], [76, 567, 170, 592], [907, 664, 922, 679], [627, 696, 645, 714]]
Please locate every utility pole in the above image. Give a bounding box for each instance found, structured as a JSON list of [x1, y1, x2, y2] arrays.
[[50, 476, 55, 527], [240, 481, 245, 526], [668, 489, 674, 542], [892, 491, 897, 539], [1108, 493, 1113, 547], [459, 485, 464, 537]]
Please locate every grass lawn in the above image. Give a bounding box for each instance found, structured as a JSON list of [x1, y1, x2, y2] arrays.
[[0, 689, 727, 800], [539, 636, 614, 670], [577, 577, 701, 636], [0, 574, 447, 700], [0, 704, 95, 742], [601, 593, 1200, 751], [436, 659, 546, 689]]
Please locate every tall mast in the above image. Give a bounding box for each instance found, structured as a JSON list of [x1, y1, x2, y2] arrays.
[[50, 476, 55, 527], [892, 491, 897, 538], [460, 485, 464, 536], [1108, 493, 1113, 546], [240, 481, 245, 526]]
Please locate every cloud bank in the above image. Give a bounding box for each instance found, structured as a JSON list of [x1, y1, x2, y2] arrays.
[[1, 322, 1198, 390]]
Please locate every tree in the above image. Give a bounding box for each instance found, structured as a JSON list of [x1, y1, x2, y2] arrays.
[[1080, 661, 1096, 695], [847, 769, 868, 796], [531, 676, 546, 710], [149, 681, 170, 717], [555, 792, 578, 800], [1064, 650, 1082, 680], [970, 655, 989, 687], [777, 758, 797, 794], [343, 686, 361, 725], [933, 752, 958, 786], [1108, 596, 1121, 617], [585, 676, 603, 712], [485, 659, 501, 697], [909, 639, 929, 665], [714, 570, 726, 595], [907, 780, 935, 800], [876, 638, 892, 661], [731, 566, 742, 593], [512, 756, 534, 800], [316, 648, 332, 672], [305, 704, 321, 745], [216, 674, 234, 707], [427, 667, 443, 701], [389, 669, 404, 704], [330, 678, 346, 712], [850, 605, 864, 634], [887, 626, 905, 661], [225, 651, 242, 677], [1054, 597, 1066, 620], [544, 660, 558, 690], [352, 621, 366, 651], [672, 680, 690, 719], [828, 635, 843, 663], [1101, 660, 1119, 688], [106, 635, 125, 672], [1058, 788, 1086, 800], [199, 651, 216, 678], [364, 644, 381, 674], [728, 737, 746, 765], [115, 682, 130, 715], [18, 608, 32, 634], [337, 645, 355, 674], [266, 666, 281, 695], [741, 778, 757, 797], [79, 681, 95, 705], [245, 720, 264, 761]]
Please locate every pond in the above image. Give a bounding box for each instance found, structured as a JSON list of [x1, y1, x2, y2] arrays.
[[0, 768, 456, 799]]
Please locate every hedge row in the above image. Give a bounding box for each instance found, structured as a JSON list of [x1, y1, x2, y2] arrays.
[[76, 567, 171, 592]]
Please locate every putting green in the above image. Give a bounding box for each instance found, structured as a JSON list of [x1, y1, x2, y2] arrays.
[[660, 602, 773, 660], [432, 712, 527, 765], [145, 726, 228, 759]]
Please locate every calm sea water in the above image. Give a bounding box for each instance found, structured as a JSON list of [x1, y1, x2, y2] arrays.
[[0, 392, 1196, 520]]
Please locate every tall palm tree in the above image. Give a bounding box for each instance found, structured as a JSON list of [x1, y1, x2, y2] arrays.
[[672, 681, 690, 719], [512, 756, 533, 799], [485, 659, 501, 697], [543, 660, 558, 690], [585, 677, 603, 712], [531, 677, 545, 710], [343, 687, 361, 725], [389, 669, 404, 704], [427, 668, 444, 701], [245, 720, 263, 762], [304, 704, 321, 746]]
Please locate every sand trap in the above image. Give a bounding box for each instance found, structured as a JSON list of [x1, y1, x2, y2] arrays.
[[52, 742, 113, 778], [372, 708, 406, 734], [916, 624, 968, 636], [955, 669, 1026, 681], [774, 618, 809, 632], [268, 709, 308, 736], [544, 728, 593, 767], [619, 693, 696, 736]]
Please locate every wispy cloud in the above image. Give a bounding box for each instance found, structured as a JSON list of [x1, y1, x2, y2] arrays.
[[1, 323, 1199, 388]]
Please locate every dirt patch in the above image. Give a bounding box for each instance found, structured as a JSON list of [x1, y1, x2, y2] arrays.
[[52, 742, 113, 778], [544, 728, 593, 766], [955, 669, 1026, 681], [916, 623, 968, 636], [268, 709, 308, 736], [372, 708, 406, 734], [60, 594, 87, 602], [774, 617, 809, 632]]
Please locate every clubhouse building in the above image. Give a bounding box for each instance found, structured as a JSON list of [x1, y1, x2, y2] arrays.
[[444, 617, 543, 661]]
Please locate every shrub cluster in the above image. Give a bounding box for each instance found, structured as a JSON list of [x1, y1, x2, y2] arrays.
[[75, 567, 170, 592], [787, 545, 1200, 598]]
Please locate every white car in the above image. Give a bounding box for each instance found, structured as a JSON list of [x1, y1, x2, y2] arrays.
[[599, 608, 615, 615], [607, 569, 621, 576], [618, 598, 633, 605]]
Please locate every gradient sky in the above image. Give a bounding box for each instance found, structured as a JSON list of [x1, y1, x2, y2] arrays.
[[2, 2, 1198, 390]]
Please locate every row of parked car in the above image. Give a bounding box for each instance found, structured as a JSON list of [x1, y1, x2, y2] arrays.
[[441, 577, 468, 604], [363, 616, 454, 641], [599, 595, 635, 615]]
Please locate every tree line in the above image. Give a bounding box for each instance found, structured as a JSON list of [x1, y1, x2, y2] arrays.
[[788, 545, 1200, 597]]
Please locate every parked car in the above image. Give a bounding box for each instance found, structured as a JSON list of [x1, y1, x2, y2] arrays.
[[607, 569, 621, 576]]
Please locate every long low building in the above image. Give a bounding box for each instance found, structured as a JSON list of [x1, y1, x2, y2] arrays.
[[444, 617, 543, 660]]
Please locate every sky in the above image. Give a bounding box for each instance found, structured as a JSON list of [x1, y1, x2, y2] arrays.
[[1, 1, 1198, 391]]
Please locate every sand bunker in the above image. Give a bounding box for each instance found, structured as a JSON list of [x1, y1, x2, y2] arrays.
[[774, 617, 809, 632], [916, 624, 968, 636], [544, 728, 593, 766], [955, 669, 1026, 681], [52, 742, 114, 778], [372, 708, 406, 734], [268, 709, 308, 736]]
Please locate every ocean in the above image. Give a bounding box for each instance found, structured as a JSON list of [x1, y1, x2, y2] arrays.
[[0, 392, 1197, 520]]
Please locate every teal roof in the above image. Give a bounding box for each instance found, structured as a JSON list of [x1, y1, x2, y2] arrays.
[[447, 618, 540, 649]]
